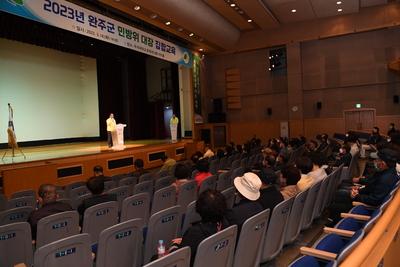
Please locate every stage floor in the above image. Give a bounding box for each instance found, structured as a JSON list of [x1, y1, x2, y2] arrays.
[[0, 139, 185, 165]]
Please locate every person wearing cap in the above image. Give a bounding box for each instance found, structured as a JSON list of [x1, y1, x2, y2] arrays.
[[327, 148, 399, 226], [225, 172, 263, 235], [257, 171, 284, 212]]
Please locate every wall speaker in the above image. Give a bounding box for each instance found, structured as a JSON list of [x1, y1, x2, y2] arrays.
[[317, 102, 322, 109], [208, 113, 226, 123], [394, 95, 399, 104], [201, 129, 210, 144], [213, 98, 222, 113], [267, 108, 272, 115]]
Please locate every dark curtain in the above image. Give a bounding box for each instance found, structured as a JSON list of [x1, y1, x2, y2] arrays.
[[170, 63, 181, 138], [154, 100, 166, 139]]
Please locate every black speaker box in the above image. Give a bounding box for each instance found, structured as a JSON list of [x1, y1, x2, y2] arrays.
[[201, 129, 210, 144], [317, 102, 322, 109], [394, 95, 399, 104], [208, 113, 226, 123], [213, 98, 222, 113], [267, 108, 272, 115]]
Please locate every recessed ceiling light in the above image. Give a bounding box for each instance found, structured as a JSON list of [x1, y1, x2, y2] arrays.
[[165, 21, 171, 25], [337, 1, 341, 4], [199, 49, 203, 51], [234, 7, 239, 10], [199, 38, 204, 41], [238, 11, 243, 14], [230, 4, 235, 7], [134, 6, 140, 10], [177, 27, 183, 31], [150, 14, 157, 19], [115, 0, 120, 2], [189, 33, 194, 37], [338, 9, 342, 12], [292, 9, 296, 13], [247, 19, 252, 23]]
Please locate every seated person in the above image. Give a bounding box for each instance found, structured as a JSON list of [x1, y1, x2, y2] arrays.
[[169, 189, 229, 267], [171, 163, 191, 201], [93, 165, 112, 182], [257, 171, 284, 213], [303, 142, 316, 157], [225, 172, 263, 236], [316, 134, 329, 152], [160, 155, 177, 174], [295, 157, 314, 190], [307, 152, 329, 183], [333, 144, 352, 167], [203, 144, 214, 159], [274, 151, 289, 171], [279, 165, 302, 200], [77, 176, 117, 226], [132, 158, 149, 178], [194, 158, 212, 189], [189, 153, 200, 173], [28, 184, 72, 240], [216, 149, 225, 159]]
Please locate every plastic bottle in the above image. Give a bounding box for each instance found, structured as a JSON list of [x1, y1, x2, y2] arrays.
[[157, 240, 165, 258]]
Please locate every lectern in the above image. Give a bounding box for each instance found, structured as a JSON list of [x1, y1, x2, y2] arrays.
[[170, 124, 178, 141], [112, 124, 126, 150]]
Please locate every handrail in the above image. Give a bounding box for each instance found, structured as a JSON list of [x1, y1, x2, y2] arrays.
[[340, 187, 400, 266]]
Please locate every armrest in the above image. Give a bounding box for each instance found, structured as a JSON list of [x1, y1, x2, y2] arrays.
[[218, 170, 229, 173], [323, 227, 355, 237], [352, 201, 375, 208], [251, 169, 260, 172], [300, 247, 337, 262], [340, 213, 370, 221], [342, 166, 349, 170]]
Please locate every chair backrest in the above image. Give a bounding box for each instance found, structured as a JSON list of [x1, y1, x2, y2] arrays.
[[143, 205, 182, 264], [184, 160, 192, 171], [120, 193, 151, 226], [58, 198, 72, 206], [198, 175, 217, 195], [226, 155, 235, 168], [82, 201, 119, 243], [300, 180, 323, 231], [230, 159, 241, 171], [177, 180, 198, 212], [221, 187, 236, 210], [69, 186, 90, 208], [171, 163, 179, 177], [103, 180, 117, 193], [231, 166, 244, 180], [73, 194, 91, 210], [119, 176, 138, 195], [327, 164, 344, 206], [151, 185, 176, 216], [312, 175, 331, 220], [287, 255, 322, 267], [110, 173, 124, 183], [339, 151, 360, 182], [57, 189, 67, 199], [261, 197, 293, 263], [107, 185, 131, 211], [192, 225, 237, 267], [140, 172, 155, 183], [125, 170, 135, 177], [0, 206, 34, 226], [0, 194, 7, 212], [133, 180, 154, 200], [96, 218, 143, 267], [216, 171, 231, 192], [233, 209, 270, 267], [5, 196, 36, 210], [33, 233, 92, 267], [65, 181, 86, 197], [143, 246, 191, 267], [362, 209, 382, 234], [154, 175, 176, 192], [240, 157, 249, 169], [247, 155, 257, 169], [156, 170, 169, 180], [181, 200, 201, 236], [336, 230, 365, 264], [36, 210, 80, 249], [218, 156, 228, 170], [234, 153, 241, 160], [55, 185, 63, 190], [209, 159, 220, 175], [0, 222, 33, 267], [322, 172, 336, 210], [283, 187, 310, 245], [191, 169, 200, 180], [10, 189, 36, 199]]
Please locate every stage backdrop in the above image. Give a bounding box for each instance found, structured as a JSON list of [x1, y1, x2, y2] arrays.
[[0, 38, 99, 144]]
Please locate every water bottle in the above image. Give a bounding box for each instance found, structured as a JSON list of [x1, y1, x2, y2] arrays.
[[157, 240, 165, 258]]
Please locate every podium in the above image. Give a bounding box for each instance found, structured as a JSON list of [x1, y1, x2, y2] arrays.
[[170, 124, 178, 141], [112, 124, 126, 150]]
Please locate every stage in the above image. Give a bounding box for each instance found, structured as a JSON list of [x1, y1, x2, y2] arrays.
[[0, 138, 204, 199]]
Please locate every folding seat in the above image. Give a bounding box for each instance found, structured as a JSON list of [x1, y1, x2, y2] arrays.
[[229, 159, 241, 171], [288, 256, 337, 267], [218, 156, 227, 171], [108, 185, 131, 212], [110, 173, 124, 183], [209, 159, 219, 175], [184, 160, 192, 171], [95, 218, 143, 267], [69, 186, 90, 208], [118, 176, 138, 195], [142, 246, 191, 267], [55, 185, 63, 190], [73, 194, 91, 210], [0, 194, 7, 212], [247, 155, 257, 169], [260, 197, 293, 263], [143, 205, 182, 264], [180, 200, 201, 237], [171, 163, 179, 177], [339, 151, 360, 182], [33, 233, 92, 267], [226, 155, 235, 169], [11, 189, 36, 199], [176, 180, 198, 213], [36, 210, 80, 249], [230, 166, 244, 188], [191, 169, 199, 180], [133, 180, 154, 201], [198, 175, 217, 195], [57, 189, 67, 199], [125, 170, 135, 177], [283, 187, 310, 245], [82, 201, 118, 243], [0, 206, 34, 226], [221, 187, 236, 209], [120, 193, 151, 225], [216, 171, 231, 192], [155, 170, 169, 180], [58, 198, 72, 207], [233, 209, 270, 267], [300, 180, 322, 231], [140, 172, 155, 183], [192, 225, 237, 267], [151, 185, 176, 216], [5, 196, 36, 210], [154, 175, 176, 192], [240, 157, 248, 170], [0, 222, 33, 267], [311, 175, 331, 221], [65, 181, 85, 197], [103, 180, 117, 193]]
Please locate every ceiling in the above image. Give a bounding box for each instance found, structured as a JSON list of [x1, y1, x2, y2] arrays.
[[91, 0, 399, 55]]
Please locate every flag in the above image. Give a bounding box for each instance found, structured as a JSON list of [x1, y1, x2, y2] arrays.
[[7, 104, 18, 149]]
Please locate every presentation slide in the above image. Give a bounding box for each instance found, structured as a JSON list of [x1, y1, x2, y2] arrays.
[[0, 38, 99, 144]]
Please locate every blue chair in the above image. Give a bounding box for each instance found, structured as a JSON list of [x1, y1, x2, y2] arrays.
[[288, 256, 337, 267]]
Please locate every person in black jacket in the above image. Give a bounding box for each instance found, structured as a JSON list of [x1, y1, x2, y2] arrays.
[[333, 144, 352, 167]]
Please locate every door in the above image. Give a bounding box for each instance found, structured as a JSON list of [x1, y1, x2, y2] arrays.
[[345, 110, 374, 133]]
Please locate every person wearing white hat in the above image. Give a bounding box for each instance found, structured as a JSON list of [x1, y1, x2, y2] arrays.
[[225, 172, 263, 236]]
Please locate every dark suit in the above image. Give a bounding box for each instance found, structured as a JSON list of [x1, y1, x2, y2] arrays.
[[257, 186, 284, 213], [334, 152, 352, 167], [77, 194, 117, 225], [132, 168, 149, 179], [225, 198, 263, 236]]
